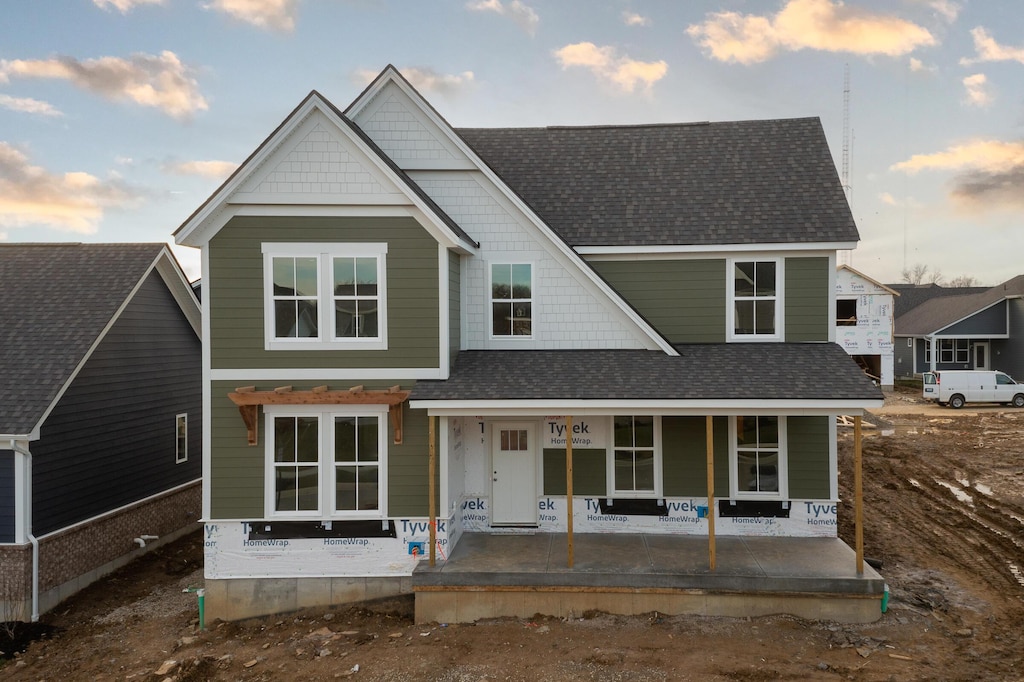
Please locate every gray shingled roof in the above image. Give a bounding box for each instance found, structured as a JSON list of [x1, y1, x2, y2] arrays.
[[889, 283, 988, 319], [410, 344, 881, 402], [455, 118, 858, 247], [895, 275, 1024, 336], [0, 243, 164, 435]]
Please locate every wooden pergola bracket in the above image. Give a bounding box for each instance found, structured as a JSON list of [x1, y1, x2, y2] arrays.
[[227, 385, 411, 446]]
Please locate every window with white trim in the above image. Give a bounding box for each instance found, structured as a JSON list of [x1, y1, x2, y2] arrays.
[[731, 416, 786, 498], [955, 339, 969, 363], [611, 416, 659, 495], [175, 413, 188, 464], [730, 259, 780, 339], [490, 263, 532, 337], [265, 405, 387, 518], [262, 243, 387, 351]]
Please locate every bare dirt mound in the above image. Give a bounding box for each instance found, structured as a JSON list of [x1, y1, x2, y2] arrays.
[[3, 408, 1024, 681]]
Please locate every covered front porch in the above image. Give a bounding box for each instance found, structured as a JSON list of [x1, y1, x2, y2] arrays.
[[413, 532, 885, 624]]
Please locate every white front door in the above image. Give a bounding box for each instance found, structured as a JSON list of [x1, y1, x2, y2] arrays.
[[974, 342, 990, 370], [491, 423, 537, 526]]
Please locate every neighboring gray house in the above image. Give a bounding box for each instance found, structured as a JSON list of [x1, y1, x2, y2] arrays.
[[0, 243, 202, 622], [894, 275, 1024, 380]]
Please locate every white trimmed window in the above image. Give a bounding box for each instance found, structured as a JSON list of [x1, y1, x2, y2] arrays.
[[264, 405, 388, 519], [729, 258, 782, 340], [490, 263, 533, 338], [730, 416, 787, 498], [262, 243, 387, 351], [610, 416, 660, 496], [175, 413, 188, 464]]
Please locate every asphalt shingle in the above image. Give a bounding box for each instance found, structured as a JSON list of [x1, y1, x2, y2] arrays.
[[411, 344, 882, 403], [456, 118, 858, 247]]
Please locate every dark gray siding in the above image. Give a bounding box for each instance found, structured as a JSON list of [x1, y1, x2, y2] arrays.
[[994, 299, 1024, 379], [893, 337, 915, 377], [30, 273, 202, 536], [0, 450, 13, 542], [943, 300, 1007, 335]]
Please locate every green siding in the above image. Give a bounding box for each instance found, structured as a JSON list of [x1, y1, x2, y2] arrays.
[[787, 416, 831, 499], [208, 215, 441, 370], [543, 449, 606, 496], [590, 259, 726, 343], [208, 379, 431, 519], [448, 250, 460, 367], [662, 416, 729, 497], [785, 257, 829, 342]]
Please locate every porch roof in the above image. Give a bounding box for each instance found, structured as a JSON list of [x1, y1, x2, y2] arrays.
[[410, 343, 882, 412]]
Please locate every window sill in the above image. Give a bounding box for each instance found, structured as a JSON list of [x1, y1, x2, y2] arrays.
[[266, 339, 388, 352]]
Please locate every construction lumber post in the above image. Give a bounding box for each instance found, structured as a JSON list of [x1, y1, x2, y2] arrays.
[[854, 414, 864, 575], [429, 415, 436, 567], [706, 415, 716, 571], [566, 415, 574, 568]]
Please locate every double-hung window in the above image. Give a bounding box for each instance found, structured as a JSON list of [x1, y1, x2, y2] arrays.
[[490, 263, 532, 338], [263, 243, 387, 351], [731, 416, 786, 498], [611, 416, 659, 496], [265, 405, 387, 518], [729, 259, 781, 340]]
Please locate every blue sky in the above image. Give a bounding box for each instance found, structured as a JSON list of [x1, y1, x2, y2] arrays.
[[1, 0, 1021, 285]]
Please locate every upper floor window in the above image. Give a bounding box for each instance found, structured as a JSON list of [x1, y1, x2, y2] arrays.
[[731, 415, 786, 498], [491, 263, 532, 338], [265, 405, 387, 518], [836, 298, 857, 326], [730, 259, 780, 340], [263, 243, 387, 351]]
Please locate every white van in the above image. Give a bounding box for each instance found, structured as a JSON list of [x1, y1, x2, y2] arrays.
[[922, 370, 1024, 409]]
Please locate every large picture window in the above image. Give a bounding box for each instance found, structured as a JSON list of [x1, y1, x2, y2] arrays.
[[263, 243, 387, 350], [731, 416, 786, 498], [265, 406, 387, 518], [730, 259, 780, 339], [612, 415, 657, 495], [491, 263, 532, 337]]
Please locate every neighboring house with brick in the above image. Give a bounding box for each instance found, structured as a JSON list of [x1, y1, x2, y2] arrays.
[[894, 275, 1024, 379], [175, 66, 883, 623], [0, 243, 202, 622], [835, 265, 898, 390]]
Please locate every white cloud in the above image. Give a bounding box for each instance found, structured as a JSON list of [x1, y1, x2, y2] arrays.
[[962, 73, 993, 108], [553, 42, 667, 93], [93, 0, 165, 13], [0, 51, 208, 120], [879, 192, 924, 209], [0, 94, 62, 117], [891, 139, 1024, 209], [623, 12, 650, 27], [0, 142, 144, 234], [352, 67, 475, 96], [466, 0, 539, 36], [686, 0, 935, 65], [163, 159, 238, 179], [960, 27, 1024, 66], [923, 0, 960, 23], [204, 0, 300, 33], [908, 57, 936, 73]]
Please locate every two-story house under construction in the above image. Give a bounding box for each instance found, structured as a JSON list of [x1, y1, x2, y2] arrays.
[[175, 66, 884, 625]]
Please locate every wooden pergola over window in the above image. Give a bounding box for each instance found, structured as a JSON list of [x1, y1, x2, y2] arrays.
[[227, 385, 411, 446]]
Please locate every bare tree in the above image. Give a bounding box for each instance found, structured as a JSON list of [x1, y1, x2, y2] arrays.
[[901, 263, 943, 285], [947, 275, 978, 287]]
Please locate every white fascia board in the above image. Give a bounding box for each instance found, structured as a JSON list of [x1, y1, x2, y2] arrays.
[[211, 367, 447, 381], [346, 71, 675, 356], [1, 432, 36, 442], [580, 245, 852, 260], [410, 399, 882, 416], [176, 94, 477, 255]]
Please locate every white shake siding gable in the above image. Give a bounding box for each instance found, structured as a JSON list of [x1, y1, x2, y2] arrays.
[[412, 173, 647, 350]]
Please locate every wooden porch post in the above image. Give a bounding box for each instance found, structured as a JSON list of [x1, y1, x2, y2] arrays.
[[566, 415, 574, 568], [428, 415, 436, 567], [706, 415, 716, 571], [854, 414, 864, 574]]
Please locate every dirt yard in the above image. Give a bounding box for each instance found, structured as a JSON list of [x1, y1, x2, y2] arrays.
[[3, 389, 1023, 681]]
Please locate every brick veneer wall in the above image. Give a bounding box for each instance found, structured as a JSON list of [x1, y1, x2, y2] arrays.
[[0, 481, 201, 621]]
